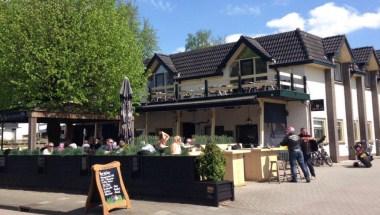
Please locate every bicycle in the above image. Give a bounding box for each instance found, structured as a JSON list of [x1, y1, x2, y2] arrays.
[[311, 143, 333, 167]]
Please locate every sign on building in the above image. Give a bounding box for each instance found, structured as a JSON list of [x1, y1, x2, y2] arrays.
[[310, 99, 324, 111]]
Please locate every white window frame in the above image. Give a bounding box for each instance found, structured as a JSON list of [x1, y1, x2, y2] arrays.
[[336, 119, 345, 143], [313, 118, 327, 141]]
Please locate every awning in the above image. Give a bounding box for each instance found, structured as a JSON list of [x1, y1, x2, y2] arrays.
[[136, 95, 258, 112]]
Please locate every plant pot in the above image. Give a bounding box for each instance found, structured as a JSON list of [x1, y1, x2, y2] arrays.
[[195, 180, 235, 206]]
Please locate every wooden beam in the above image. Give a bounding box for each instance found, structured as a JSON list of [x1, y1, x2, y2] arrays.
[[259, 99, 264, 147], [145, 112, 149, 137], [325, 68, 339, 162], [176, 110, 181, 136], [211, 108, 216, 138], [28, 117, 37, 150]]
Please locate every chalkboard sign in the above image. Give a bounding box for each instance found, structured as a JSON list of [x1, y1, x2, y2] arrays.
[[310, 99, 324, 111], [86, 161, 131, 215]]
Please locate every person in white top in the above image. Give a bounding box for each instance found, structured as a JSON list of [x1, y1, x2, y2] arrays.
[[42, 142, 54, 155], [171, 136, 182, 155]]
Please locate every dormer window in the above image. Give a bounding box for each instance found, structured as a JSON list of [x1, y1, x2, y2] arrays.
[[334, 63, 343, 82], [150, 65, 173, 89]]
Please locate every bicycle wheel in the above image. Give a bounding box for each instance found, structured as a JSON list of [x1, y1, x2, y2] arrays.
[[311, 153, 320, 166], [324, 156, 333, 167]]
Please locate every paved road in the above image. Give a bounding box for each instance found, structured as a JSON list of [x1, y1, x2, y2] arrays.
[[0, 158, 379, 215]]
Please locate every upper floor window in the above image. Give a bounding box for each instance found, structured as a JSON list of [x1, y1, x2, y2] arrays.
[[151, 65, 173, 88], [334, 63, 343, 82], [365, 73, 371, 89], [313, 118, 326, 140]]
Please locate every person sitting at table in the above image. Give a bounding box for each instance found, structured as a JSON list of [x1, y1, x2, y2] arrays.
[[42, 142, 54, 155], [171, 136, 182, 155]]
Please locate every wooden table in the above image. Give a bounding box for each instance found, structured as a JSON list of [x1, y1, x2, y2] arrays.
[[223, 149, 251, 186], [244, 147, 286, 182]]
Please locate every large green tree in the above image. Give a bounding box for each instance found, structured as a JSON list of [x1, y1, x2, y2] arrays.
[[185, 30, 223, 51], [0, 0, 157, 115]]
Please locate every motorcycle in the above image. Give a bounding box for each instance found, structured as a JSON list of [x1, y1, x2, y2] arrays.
[[353, 141, 373, 168]]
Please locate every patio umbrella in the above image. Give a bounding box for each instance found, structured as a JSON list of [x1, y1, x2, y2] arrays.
[[120, 77, 134, 144]]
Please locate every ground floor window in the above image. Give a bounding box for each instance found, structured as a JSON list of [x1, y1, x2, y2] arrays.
[[354, 120, 360, 141], [313, 118, 326, 140], [337, 120, 344, 143]]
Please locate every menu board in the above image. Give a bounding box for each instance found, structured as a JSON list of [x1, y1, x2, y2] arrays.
[[86, 161, 131, 215]]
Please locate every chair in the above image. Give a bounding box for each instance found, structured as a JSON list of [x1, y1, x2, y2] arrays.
[[268, 160, 281, 183], [277, 151, 302, 182]]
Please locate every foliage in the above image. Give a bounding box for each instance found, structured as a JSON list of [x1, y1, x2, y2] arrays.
[[185, 30, 224, 51], [197, 143, 226, 182], [0, 0, 157, 115], [8, 148, 41, 156], [58, 148, 84, 156], [118, 143, 143, 155], [133, 135, 158, 145]]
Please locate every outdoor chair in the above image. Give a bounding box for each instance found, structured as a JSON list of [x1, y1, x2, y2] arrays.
[[276, 151, 302, 182]]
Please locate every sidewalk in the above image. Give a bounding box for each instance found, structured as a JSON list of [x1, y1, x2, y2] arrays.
[[0, 159, 379, 215]]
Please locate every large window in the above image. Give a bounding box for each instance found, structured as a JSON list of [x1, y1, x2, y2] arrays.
[[152, 65, 173, 88], [334, 63, 343, 82], [230, 58, 268, 82], [354, 120, 360, 141], [313, 118, 326, 140], [337, 120, 344, 143]]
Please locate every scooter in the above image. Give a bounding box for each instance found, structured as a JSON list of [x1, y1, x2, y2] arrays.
[[353, 141, 373, 168]]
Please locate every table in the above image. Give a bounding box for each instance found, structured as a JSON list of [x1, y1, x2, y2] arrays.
[[223, 149, 251, 186], [244, 147, 286, 182]]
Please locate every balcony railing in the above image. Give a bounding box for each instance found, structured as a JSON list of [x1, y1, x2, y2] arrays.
[[147, 71, 307, 103]]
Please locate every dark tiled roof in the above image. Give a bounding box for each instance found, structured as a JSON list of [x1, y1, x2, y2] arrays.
[[376, 50, 380, 61], [254, 30, 331, 66], [352, 47, 373, 65], [148, 29, 334, 80], [299, 31, 331, 65], [322, 35, 345, 56], [169, 43, 235, 79], [156, 54, 177, 73]]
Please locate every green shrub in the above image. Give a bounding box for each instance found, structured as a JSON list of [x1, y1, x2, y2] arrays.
[[197, 143, 226, 182], [95, 149, 107, 156], [0, 150, 3, 156], [119, 144, 144, 155]]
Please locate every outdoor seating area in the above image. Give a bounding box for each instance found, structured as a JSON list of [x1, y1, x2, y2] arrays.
[[146, 71, 307, 104]]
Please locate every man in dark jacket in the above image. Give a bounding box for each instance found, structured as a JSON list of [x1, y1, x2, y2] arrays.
[[280, 126, 310, 183], [299, 128, 316, 178]]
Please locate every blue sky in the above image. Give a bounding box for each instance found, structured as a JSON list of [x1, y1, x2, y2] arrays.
[[134, 0, 380, 54]]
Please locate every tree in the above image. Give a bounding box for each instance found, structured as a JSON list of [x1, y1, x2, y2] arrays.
[[185, 30, 223, 51], [0, 0, 157, 115]]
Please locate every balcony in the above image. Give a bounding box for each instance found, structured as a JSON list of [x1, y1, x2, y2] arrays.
[[144, 71, 308, 105]]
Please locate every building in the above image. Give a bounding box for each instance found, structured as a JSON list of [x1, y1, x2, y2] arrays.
[[135, 29, 380, 162]]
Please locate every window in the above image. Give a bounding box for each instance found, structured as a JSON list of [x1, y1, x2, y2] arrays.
[[155, 73, 164, 87], [365, 73, 371, 89], [334, 63, 343, 82], [367, 121, 373, 141], [313, 118, 326, 140], [240, 59, 253, 76], [255, 58, 267, 74], [337, 120, 344, 143], [354, 120, 360, 141], [230, 61, 239, 77]]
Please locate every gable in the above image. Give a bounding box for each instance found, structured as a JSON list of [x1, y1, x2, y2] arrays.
[[337, 42, 353, 63], [367, 53, 380, 71]]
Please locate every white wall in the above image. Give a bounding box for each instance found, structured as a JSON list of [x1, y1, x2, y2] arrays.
[[335, 84, 349, 156]]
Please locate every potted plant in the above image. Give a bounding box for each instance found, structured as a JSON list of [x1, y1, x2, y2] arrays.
[[197, 143, 234, 206]]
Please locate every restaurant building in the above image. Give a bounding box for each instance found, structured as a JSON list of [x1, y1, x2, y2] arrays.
[[135, 29, 380, 162]]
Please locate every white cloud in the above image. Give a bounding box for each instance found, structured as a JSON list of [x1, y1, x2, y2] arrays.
[[174, 47, 185, 53], [266, 12, 305, 32], [266, 2, 380, 37], [225, 34, 243, 43], [141, 0, 173, 12], [222, 4, 261, 16], [224, 33, 267, 43]]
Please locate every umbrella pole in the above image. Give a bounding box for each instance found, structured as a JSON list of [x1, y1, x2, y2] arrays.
[[1, 121, 4, 151]]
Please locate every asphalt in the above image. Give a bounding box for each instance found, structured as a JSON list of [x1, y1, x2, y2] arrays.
[[0, 158, 379, 215]]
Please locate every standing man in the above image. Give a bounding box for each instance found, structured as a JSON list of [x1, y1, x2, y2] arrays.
[[299, 128, 316, 178], [280, 126, 311, 183]]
